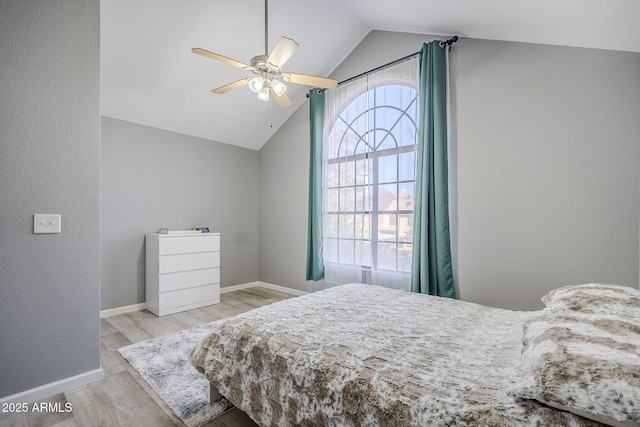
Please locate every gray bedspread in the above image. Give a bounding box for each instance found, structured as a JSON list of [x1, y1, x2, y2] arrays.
[[190, 284, 602, 426]]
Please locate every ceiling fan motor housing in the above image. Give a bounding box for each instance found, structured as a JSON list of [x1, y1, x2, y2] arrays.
[[250, 55, 282, 76]]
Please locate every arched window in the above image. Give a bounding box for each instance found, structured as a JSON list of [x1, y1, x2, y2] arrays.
[[322, 57, 419, 289]]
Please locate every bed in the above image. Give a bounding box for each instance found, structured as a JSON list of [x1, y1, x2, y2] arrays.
[[190, 283, 640, 427]]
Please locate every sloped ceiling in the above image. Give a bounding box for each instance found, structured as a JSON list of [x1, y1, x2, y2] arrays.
[[101, 0, 640, 151]]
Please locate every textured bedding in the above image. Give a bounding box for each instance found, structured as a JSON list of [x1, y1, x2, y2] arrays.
[[190, 284, 604, 426], [513, 284, 640, 427]]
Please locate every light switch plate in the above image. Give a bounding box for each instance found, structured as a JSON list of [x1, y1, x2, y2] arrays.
[[34, 214, 61, 234]]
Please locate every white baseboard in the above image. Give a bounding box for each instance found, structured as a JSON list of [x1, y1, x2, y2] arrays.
[[221, 281, 309, 296], [255, 281, 309, 296], [219, 281, 261, 293], [100, 282, 308, 319], [0, 368, 104, 405], [100, 303, 147, 318]]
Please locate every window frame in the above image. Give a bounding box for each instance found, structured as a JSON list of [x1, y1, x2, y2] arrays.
[[323, 83, 419, 274]]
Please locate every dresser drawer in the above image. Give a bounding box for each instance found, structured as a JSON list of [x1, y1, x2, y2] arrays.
[[158, 284, 220, 312], [159, 251, 220, 274], [159, 268, 220, 292], [159, 234, 220, 255]]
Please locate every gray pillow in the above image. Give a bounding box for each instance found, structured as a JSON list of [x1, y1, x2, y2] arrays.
[[511, 307, 640, 427], [541, 283, 640, 318]]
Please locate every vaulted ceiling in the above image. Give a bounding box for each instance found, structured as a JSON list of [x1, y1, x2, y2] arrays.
[[101, 0, 640, 151]]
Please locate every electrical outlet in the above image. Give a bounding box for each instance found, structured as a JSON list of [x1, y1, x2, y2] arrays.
[[34, 214, 61, 234]]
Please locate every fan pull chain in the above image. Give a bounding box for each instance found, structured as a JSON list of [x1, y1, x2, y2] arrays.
[[269, 96, 273, 127]]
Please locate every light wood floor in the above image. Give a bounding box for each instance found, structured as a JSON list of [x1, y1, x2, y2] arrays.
[[0, 287, 296, 427]]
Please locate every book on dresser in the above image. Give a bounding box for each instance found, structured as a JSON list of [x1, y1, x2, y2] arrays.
[[145, 232, 221, 316]]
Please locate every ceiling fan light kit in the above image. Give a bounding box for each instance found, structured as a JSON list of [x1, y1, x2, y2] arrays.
[[191, 0, 336, 107], [270, 79, 287, 96], [257, 87, 271, 102]]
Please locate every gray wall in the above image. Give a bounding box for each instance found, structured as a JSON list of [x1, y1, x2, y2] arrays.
[[259, 30, 640, 309], [0, 0, 101, 398], [259, 104, 312, 292], [101, 117, 259, 310], [454, 39, 640, 309]]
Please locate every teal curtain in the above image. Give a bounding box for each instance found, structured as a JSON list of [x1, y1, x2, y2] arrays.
[[410, 41, 456, 298], [306, 89, 325, 280]]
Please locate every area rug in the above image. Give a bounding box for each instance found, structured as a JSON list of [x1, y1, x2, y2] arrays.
[[118, 320, 233, 427]]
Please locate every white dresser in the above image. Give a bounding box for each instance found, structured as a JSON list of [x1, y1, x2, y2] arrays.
[[145, 232, 221, 316]]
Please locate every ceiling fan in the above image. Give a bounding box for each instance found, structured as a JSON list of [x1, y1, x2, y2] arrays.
[[192, 0, 337, 107]]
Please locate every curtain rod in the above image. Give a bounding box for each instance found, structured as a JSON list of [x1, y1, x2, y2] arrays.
[[308, 36, 459, 96], [338, 36, 458, 86], [337, 50, 421, 86]]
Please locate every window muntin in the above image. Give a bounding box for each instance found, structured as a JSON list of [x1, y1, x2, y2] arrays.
[[324, 84, 418, 273]]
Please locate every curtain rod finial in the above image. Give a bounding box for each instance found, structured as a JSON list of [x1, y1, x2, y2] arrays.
[[440, 35, 459, 51]]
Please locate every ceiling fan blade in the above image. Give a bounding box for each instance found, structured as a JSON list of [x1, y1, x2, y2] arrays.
[[283, 73, 338, 89], [192, 48, 254, 70], [267, 37, 299, 68], [212, 79, 249, 94], [270, 88, 292, 107]]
